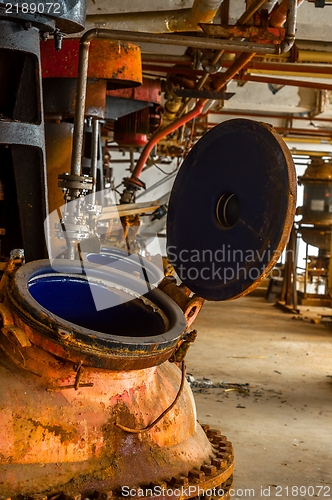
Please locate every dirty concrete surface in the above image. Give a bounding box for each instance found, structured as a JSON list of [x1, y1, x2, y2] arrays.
[[186, 294, 332, 499]]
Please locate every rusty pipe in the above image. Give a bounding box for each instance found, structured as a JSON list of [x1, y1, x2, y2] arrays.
[[237, 0, 270, 25], [208, 109, 332, 123], [270, 0, 304, 28], [213, 52, 256, 90], [86, 0, 223, 33], [72, 23, 299, 180], [174, 0, 299, 116], [142, 53, 192, 65], [143, 60, 332, 81], [277, 0, 302, 54], [130, 99, 207, 181], [237, 73, 332, 91], [173, 49, 225, 120], [72, 28, 290, 180], [131, 51, 256, 181], [176, 0, 272, 119], [202, 123, 332, 137]]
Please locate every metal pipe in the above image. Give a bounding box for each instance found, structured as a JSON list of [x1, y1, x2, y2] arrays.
[[76, 29, 289, 56], [86, 0, 223, 33], [213, 52, 256, 90], [208, 109, 332, 123], [136, 171, 178, 199], [131, 99, 207, 180], [142, 53, 192, 65], [270, 0, 304, 28], [142, 61, 332, 79], [237, 0, 269, 25], [278, 0, 301, 55], [71, 28, 293, 180], [176, 0, 275, 117], [203, 123, 332, 137], [239, 74, 332, 91], [70, 31, 92, 177], [132, 51, 256, 180], [90, 118, 99, 205]]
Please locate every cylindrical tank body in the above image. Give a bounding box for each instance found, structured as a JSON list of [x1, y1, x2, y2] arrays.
[[41, 38, 144, 213], [0, 0, 88, 260]]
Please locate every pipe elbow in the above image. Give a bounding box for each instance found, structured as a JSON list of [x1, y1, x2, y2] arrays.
[[278, 35, 296, 54]]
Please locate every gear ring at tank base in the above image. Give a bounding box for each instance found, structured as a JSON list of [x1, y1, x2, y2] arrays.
[[0, 429, 234, 500]]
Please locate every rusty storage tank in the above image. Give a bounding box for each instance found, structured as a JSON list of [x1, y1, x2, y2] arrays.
[[298, 157, 332, 251], [0, 119, 296, 498], [0, 258, 233, 498]]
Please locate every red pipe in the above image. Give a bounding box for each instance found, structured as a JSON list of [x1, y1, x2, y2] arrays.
[[143, 61, 332, 77], [131, 99, 207, 179], [132, 52, 256, 180], [270, 0, 304, 28], [134, 53, 255, 178], [213, 52, 255, 90], [208, 109, 332, 122]]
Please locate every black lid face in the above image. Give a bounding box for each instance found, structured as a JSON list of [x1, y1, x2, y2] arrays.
[[167, 119, 297, 301]]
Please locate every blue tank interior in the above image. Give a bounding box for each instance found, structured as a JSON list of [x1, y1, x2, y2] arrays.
[[28, 276, 165, 337]]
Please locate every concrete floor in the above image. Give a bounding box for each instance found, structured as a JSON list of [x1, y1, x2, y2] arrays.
[[186, 294, 332, 499]]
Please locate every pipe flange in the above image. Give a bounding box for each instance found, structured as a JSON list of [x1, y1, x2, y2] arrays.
[[58, 173, 93, 192]]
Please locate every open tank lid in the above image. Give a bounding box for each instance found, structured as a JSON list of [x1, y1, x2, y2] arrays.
[[167, 118, 297, 301]]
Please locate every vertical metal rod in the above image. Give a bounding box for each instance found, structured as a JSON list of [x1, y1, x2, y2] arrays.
[[285, 239, 293, 306], [304, 242, 308, 297], [90, 118, 99, 205], [292, 225, 298, 310], [70, 36, 92, 178], [328, 226, 332, 296]]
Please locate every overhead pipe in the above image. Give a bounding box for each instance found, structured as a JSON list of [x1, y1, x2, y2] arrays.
[[142, 53, 192, 65], [86, 0, 224, 33], [129, 99, 207, 183], [213, 52, 256, 92], [71, 0, 300, 181], [175, 0, 271, 120], [129, 51, 256, 183], [142, 49, 332, 66], [273, 0, 301, 54], [142, 60, 332, 78], [208, 110, 332, 123], [142, 61, 332, 80], [131, 0, 297, 182], [237, 0, 270, 25], [270, 0, 305, 28], [235, 74, 332, 91], [71, 26, 300, 181], [203, 123, 332, 137], [128, 0, 300, 183]]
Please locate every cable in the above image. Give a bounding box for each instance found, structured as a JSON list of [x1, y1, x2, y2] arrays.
[[115, 361, 186, 433]]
